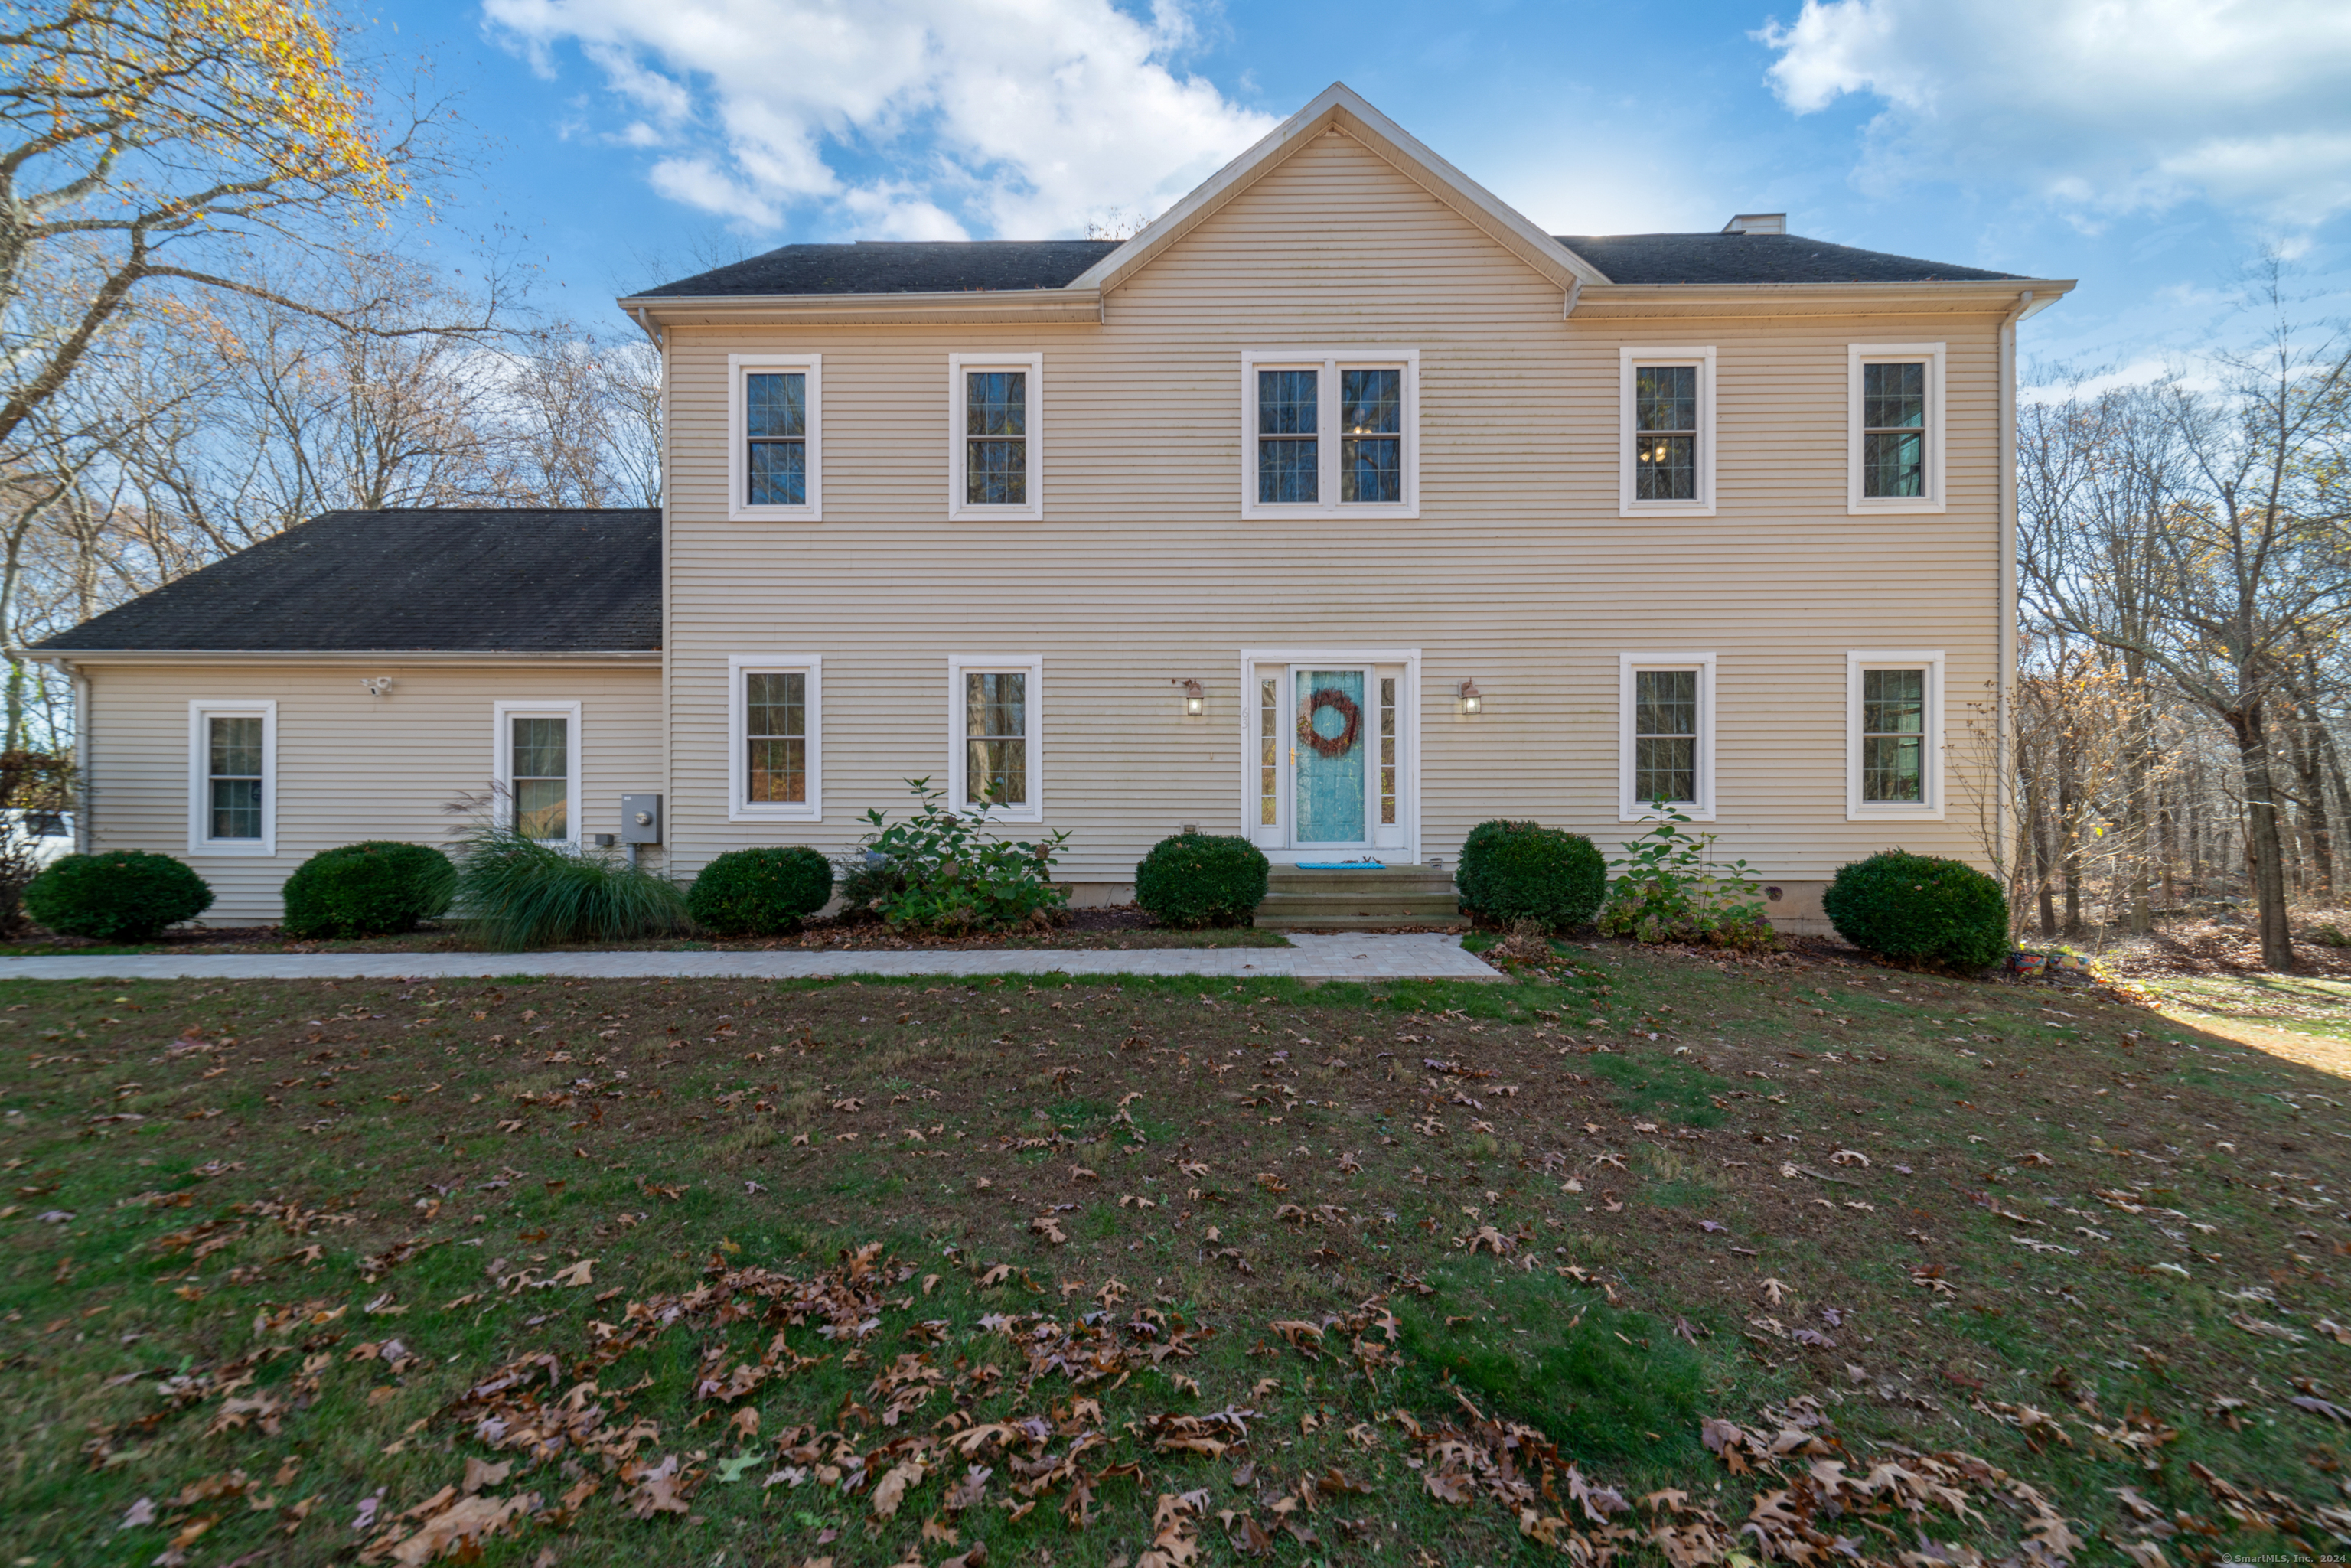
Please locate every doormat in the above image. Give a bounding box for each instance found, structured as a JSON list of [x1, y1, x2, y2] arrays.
[[1296, 859, 1385, 869]]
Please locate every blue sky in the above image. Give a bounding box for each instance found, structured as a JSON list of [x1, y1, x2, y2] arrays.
[[376, 0, 2351, 382]]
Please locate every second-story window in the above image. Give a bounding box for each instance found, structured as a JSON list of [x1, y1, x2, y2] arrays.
[[1618, 347, 1714, 514], [948, 354, 1043, 519], [1847, 344, 1944, 513], [1243, 350, 1419, 517], [727, 354, 821, 520]]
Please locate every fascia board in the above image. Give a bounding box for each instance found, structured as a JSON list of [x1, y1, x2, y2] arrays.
[[1569, 279, 2077, 320], [617, 289, 1101, 328]]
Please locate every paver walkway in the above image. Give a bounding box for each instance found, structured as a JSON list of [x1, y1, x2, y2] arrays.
[[0, 932, 1502, 984]]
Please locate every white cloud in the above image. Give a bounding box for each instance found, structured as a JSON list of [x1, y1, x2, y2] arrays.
[[480, 0, 1277, 239], [1757, 0, 2351, 224]]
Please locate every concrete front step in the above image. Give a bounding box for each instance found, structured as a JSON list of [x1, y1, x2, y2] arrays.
[[1256, 865, 1465, 930]]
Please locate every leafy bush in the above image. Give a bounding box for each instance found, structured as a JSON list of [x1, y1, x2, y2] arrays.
[[1133, 833, 1269, 927], [448, 822, 691, 950], [23, 850, 212, 942], [1455, 820, 1606, 931], [1598, 807, 1775, 950], [280, 841, 455, 939], [1823, 850, 2009, 972], [689, 846, 834, 936], [848, 777, 1070, 933]]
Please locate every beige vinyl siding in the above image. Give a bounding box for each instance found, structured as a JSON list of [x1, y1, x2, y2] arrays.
[[79, 660, 661, 924], [664, 129, 2007, 888]]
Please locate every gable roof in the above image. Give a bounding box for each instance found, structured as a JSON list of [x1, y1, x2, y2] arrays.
[[1553, 233, 2027, 286], [34, 509, 662, 655]]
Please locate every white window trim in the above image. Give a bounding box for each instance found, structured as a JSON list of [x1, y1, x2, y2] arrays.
[[726, 353, 822, 522], [1239, 348, 1421, 520], [946, 654, 1044, 823], [1846, 650, 1945, 820], [947, 353, 1044, 520], [1847, 342, 1945, 515], [493, 700, 584, 847], [186, 699, 276, 856], [1618, 347, 1717, 517], [727, 654, 823, 823], [1618, 654, 1717, 821]]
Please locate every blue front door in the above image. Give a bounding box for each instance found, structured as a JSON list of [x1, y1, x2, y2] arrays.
[[1293, 667, 1368, 844]]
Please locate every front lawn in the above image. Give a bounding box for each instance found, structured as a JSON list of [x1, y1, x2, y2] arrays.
[[3, 944, 2346, 1566]]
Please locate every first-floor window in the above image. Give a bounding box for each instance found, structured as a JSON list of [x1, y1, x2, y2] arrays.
[[949, 657, 1042, 820], [495, 702, 581, 844], [188, 700, 275, 854], [1860, 668, 1925, 803], [1846, 651, 1942, 818], [729, 657, 823, 820], [1618, 656, 1715, 820]]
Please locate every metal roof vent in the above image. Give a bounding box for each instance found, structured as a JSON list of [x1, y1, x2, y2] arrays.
[[1722, 213, 1787, 235]]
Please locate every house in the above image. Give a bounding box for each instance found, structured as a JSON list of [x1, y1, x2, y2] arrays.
[[30, 84, 2072, 932]]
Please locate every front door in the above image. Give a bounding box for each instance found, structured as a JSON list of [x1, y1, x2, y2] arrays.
[[1252, 661, 1407, 854]]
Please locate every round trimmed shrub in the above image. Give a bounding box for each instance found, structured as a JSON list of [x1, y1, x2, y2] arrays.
[[23, 850, 213, 942], [1134, 833, 1270, 928], [688, 846, 834, 936], [280, 841, 455, 939], [1456, 820, 1606, 930], [1823, 849, 2009, 972]]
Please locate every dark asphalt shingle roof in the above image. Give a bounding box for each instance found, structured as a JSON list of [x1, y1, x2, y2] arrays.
[[1551, 232, 2027, 285], [634, 231, 2026, 298], [36, 509, 661, 654], [637, 240, 1122, 298]]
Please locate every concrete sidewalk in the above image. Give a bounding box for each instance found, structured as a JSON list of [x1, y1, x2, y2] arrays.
[[0, 932, 1503, 984]]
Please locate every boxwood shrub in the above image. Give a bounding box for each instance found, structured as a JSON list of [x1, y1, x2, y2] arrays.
[[280, 840, 455, 939], [1823, 849, 2009, 972], [22, 850, 213, 942], [1134, 833, 1270, 927], [1456, 820, 1606, 930], [688, 846, 835, 936]]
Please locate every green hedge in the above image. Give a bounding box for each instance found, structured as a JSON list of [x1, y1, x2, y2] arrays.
[[1456, 820, 1606, 931], [1823, 850, 2009, 972], [1133, 833, 1270, 928], [22, 851, 213, 942], [280, 841, 455, 939], [687, 846, 835, 935]]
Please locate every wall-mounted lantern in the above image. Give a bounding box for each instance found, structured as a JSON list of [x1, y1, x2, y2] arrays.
[[1457, 680, 1482, 715], [1173, 678, 1205, 717], [361, 677, 395, 698]]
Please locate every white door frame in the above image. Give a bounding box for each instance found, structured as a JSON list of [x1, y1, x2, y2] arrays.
[[1237, 646, 1421, 865]]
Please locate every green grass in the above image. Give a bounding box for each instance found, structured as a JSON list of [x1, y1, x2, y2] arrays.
[[2, 952, 2347, 1566]]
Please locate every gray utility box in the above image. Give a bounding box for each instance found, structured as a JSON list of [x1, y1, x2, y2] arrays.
[[620, 794, 662, 845]]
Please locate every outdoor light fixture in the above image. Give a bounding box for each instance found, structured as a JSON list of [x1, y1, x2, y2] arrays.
[[361, 677, 394, 698], [1174, 678, 1205, 717], [1458, 680, 1482, 714]]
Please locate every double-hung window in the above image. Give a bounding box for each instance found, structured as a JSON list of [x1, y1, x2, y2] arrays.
[[1847, 344, 1944, 513], [1241, 350, 1419, 517], [728, 354, 821, 520], [187, 700, 275, 855], [494, 701, 582, 845], [1846, 651, 1943, 818], [947, 655, 1042, 821], [1619, 347, 1716, 515], [1618, 656, 1715, 820], [728, 656, 822, 820], [948, 354, 1042, 519]]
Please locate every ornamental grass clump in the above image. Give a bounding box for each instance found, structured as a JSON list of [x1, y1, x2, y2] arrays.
[[22, 850, 213, 942], [279, 840, 455, 939], [1823, 849, 2008, 973], [447, 820, 691, 950], [1134, 833, 1269, 927], [687, 846, 834, 936], [1454, 820, 1606, 931], [845, 777, 1069, 934]]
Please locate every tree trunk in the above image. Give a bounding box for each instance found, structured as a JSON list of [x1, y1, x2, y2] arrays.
[[2026, 781, 2058, 937], [2291, 695, 2336, 901], [2227, 703, 2296, 971]]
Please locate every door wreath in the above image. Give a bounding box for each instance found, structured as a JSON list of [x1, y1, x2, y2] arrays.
[[1296, 687, 1363, 758]]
